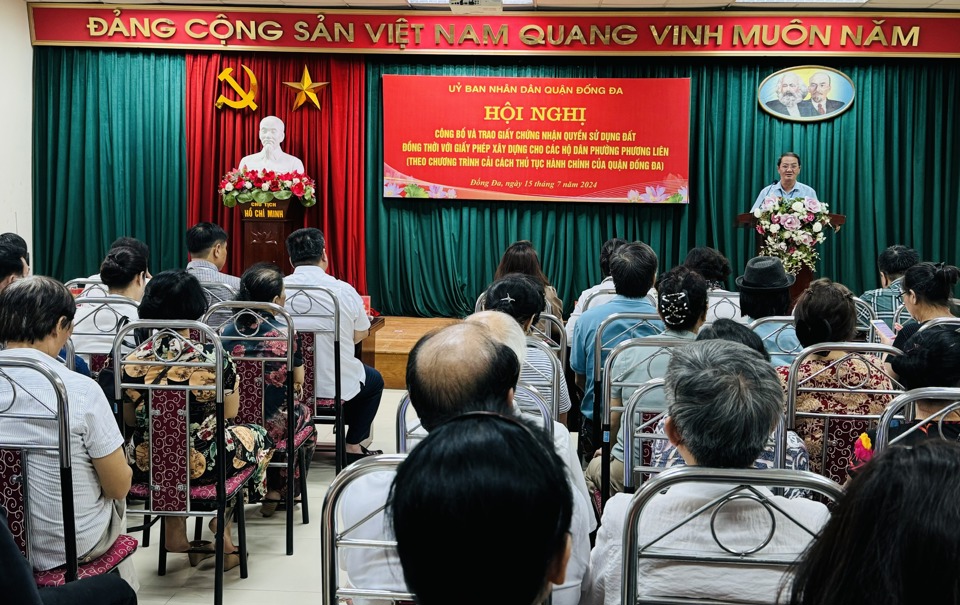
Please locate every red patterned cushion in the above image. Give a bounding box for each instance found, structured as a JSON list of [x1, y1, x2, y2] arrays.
[[0, 449, 26, 556], [316, 398, 335, 410], [34, 534, 138, 587], [273, 424, 316, 453], [89, 354, 110, 376], [130, 465, 254, 502], [190, 465, 256, 501], [235, 359, 266, 426], [300, 332, 316, 403]]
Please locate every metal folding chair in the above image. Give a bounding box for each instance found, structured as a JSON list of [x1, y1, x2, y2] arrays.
[[199, 282, 238, 328], [529, 313, 568, 369], [581, 287, 617, 312], [915, 317, 960, 334], [64, 278, 108, 297], [599, 336, 683, 508], [284, 285, 346, 473], [622, 466, 843, 605], [114, 320, 248, 605], [781, 342, 904, 482], [70, 295, 140, 370], [706, 291, 743, 322], [874, 387, 960, 452], [748, 316, 802, 366], [893, 304, 912, 328], [852, 296, 877, 342], [0, 356, 137, 586], [518, 337, 564, 420], [203, 301, 315, 556]]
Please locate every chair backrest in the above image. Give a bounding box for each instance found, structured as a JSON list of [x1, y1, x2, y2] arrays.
[[198, 282, 238, 328], [70, 295, 140, 357], [622, 466, 843, 605], [284, 285, 342, 414], [57, 338, 77, 372], [581, 287, 618, 312], [528, 313, 567, 369], [852, 296, 877, 342], [621, 378, 668, 492], [748, 316, 802, 365], [321, 454, 412, 605], [114, 320, 226, 515], [893, 303, 912, 327], [64, 278, 108, 298], [0, 357, 78, 580], [395, 392, 425, 454], [202, 302, 295, 428], [782, 342, 904, 480], [706, 291, 743, 322], [915, 317, 960, 335], [874, 387, 960, 452], [519, 337, 563, 419]]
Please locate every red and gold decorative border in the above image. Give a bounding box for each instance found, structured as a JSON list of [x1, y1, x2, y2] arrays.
[[28, 4, 960, 57]]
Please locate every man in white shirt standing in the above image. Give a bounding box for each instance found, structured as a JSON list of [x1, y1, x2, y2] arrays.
[[283, 228, 383, 461]]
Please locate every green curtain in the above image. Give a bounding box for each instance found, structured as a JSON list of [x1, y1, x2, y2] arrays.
[[33, 48, 186, 280], [365, 57, 960, 317]]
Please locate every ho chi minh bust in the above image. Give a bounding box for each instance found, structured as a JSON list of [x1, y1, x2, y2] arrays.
[[239, 116, 305, 174]]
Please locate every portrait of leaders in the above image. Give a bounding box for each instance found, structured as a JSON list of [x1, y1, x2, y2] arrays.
[[765, 72, 815, 119], [798, 71, 846, 117]]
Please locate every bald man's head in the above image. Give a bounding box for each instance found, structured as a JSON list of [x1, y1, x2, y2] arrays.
[[465, 311, 527, 365], [406, 322, 520, 431]]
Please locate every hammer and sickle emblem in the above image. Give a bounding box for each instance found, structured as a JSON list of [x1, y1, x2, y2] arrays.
[[216, 65, 259, 111]]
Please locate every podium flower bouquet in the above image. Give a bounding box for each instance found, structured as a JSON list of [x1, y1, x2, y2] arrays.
[[754, 196, 831, 274], [219, 168, 317, 208]]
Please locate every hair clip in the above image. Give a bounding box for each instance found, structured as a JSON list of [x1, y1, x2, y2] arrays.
[[661, 291, 690, 326], [500, 294, 515, 304]]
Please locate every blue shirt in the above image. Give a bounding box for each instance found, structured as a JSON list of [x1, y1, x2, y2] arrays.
[[751, 180, 819, 212], [570, 295, 661, 421]]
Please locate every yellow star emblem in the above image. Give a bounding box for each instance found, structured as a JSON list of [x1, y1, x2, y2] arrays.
[[283, 67, 329, 111]]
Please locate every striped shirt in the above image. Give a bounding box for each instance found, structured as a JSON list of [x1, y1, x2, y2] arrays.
[[0, 347, 124, 570], [515, 345, 572, 414]]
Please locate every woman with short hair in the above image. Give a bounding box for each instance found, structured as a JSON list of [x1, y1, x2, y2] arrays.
[[0, 277, 134, 586]]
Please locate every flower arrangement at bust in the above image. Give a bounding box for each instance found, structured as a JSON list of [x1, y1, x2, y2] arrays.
[[754, 195, 831, 274], [219, 168, 317, 208]]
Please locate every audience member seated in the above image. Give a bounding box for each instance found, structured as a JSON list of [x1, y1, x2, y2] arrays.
[[0, 232, 30, 276], [71, 246, 146, 361], [566, 237, 626, 340], [121, 270, 272, 569], [684, 246, 743, 323], [0, 277, 135, 587], [737, 256, 799, 366], [581, 340, 829, 605], [0, 239, 27, 292], [283, 228, 383, 462], [84, 237, 152, 285], [777, 279, 892, 482], [584, 265, 707, 497], [0, 517, 137, 605], [859, 245, 919, 329], [221, 262, 315, 517], [886, 261, 959, 351], [493, 240, 564, 318], [484, 273, 573, 424], [389, 413, 573, 605], [341, 321, 592, 605], [649, 319, 810, 488], [789, 441, 960, 604], [571, 241, 661, 456], [850, 326, 960, 473], [185, 222, 240, 288]]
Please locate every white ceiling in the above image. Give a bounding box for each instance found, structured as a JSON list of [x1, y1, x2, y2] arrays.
[[25, 0, 960, 11]]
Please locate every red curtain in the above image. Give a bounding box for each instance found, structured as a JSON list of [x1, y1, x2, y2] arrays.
[[185, 52, 367, 292]]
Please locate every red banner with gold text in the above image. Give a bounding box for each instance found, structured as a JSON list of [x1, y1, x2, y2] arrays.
[[29, 6, 960, 57], [382, 75, 690, 204]]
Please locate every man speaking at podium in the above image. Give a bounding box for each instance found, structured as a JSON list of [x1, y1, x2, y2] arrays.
[[751, 152, 819, 211]]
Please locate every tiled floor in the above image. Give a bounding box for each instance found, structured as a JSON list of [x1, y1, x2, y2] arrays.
[[133, 389, 406, 605]]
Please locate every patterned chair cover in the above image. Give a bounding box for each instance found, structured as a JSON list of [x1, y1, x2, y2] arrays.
[[114, 320, 245, 605], [203, 301, 316, 556], [782, 342, 904, 483], [0, 357, 137, 586]]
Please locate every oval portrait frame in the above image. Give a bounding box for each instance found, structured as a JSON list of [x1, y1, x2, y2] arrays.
[[758, 66, 855, 123]]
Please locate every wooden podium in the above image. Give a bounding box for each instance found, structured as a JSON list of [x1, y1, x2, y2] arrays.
[[736, 212, 846, 300], [240, 199, 303, 271]]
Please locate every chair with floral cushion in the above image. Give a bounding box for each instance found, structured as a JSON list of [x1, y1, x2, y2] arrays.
[[0, 356, 138, 587], [203, 301, 316, 556], [113, 320, 250, 605], [283, 285, 346, 472], [782, 342, 905, 483]]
